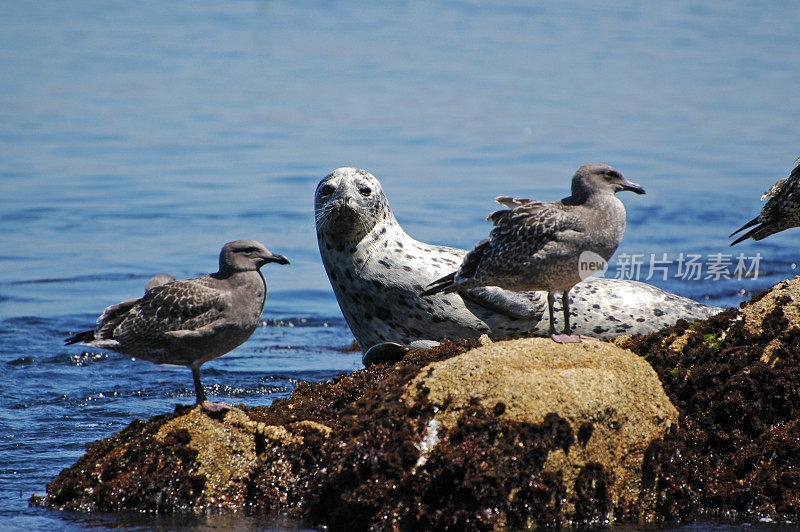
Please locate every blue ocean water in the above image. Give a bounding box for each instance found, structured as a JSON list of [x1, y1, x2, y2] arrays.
[[2, 1, 800, 529]]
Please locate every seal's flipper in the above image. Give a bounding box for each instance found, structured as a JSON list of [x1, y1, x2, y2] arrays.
[[461, 286, 546, 321], [362, 342, 410, 366]]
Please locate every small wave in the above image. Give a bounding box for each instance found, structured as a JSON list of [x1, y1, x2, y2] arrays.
[[7, 356, 36, 366], [261, 344, 305, 351], [69, 352, 110, 366], [33, 351, 112, 367], [261, 316, 346, 328], [271, 174, 316, 185], [7, 272, 144, 286], [0, 315, 60, 330]]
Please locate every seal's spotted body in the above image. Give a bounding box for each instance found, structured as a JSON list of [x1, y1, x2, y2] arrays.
[[315, 167, 720, 352]]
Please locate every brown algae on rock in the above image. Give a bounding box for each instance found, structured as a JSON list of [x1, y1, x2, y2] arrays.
[[619, 276, 800, 521], [32, 337, 671, 528], [31, 278, 800, 528], [153, 406, 259, 509], [32, 408, 206, 512]]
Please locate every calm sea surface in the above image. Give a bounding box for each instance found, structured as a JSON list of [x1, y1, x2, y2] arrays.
[[2, 1, 800, 529]]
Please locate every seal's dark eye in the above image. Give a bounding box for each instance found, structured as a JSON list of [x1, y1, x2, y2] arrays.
[[320, 184, 335, 196], [359, 186, 372, 197]]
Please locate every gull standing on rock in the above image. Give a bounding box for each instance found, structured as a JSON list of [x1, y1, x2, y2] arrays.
[[66, 240, 289, 409], [730, 158, 800, 245], [422, 164, 645, 343]]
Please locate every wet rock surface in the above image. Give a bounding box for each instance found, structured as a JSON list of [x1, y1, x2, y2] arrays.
[[32, 278, 800, 529]]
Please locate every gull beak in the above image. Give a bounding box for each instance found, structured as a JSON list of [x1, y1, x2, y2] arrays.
[[618, 179, 646, 195], [262, 251, 290, 265]]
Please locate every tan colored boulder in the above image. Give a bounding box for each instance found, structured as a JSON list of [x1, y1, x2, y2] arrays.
[[404, 337, 678, 517]]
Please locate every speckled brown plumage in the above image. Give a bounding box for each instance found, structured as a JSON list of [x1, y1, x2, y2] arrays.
[[731, 157, 800, 245]]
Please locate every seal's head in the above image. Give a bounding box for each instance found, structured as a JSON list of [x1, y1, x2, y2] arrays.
[[314, 167, 394, 245]]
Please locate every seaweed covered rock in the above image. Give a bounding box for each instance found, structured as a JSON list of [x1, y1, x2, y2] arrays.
[[32, 277, 800, 528], [34, 406, 266, 512], [618, 275, 800, 522], [405, 337, 678, 521], [31, 340, 478, 518], [33, 338, 677, 529]]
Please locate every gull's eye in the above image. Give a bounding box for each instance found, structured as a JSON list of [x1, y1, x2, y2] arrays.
[[320, 184, 335, 196], [359, 186, 372, 197]]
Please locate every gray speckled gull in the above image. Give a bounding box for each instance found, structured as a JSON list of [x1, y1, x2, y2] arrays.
[[422, 164, 645, 343], [66, 240, 289, 406], [731, 157, 800, 245]]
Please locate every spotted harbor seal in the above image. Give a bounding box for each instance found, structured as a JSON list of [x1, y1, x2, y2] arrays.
[[314, 167, 720, 361], [422, 164, 646, 343], [66, 240, 290, 408]]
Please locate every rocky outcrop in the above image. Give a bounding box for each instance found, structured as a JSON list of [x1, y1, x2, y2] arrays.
[[32, 277, 800, 529], [405, 337, 678, 521], [33, 338, 676, 528]]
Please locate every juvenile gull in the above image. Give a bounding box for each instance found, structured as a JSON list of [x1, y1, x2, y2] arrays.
[[66, 240, 289, 407], [730, 157, 800, 245], [315, 167, 717, 364], [422, 164, 645, 343]]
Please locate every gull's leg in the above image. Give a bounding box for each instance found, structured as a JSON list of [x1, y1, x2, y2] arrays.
[[190, 363, 232, 412], [191, 364, 207, 404], [547, 292, 557, 336], [551, 289, 582, 343]]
